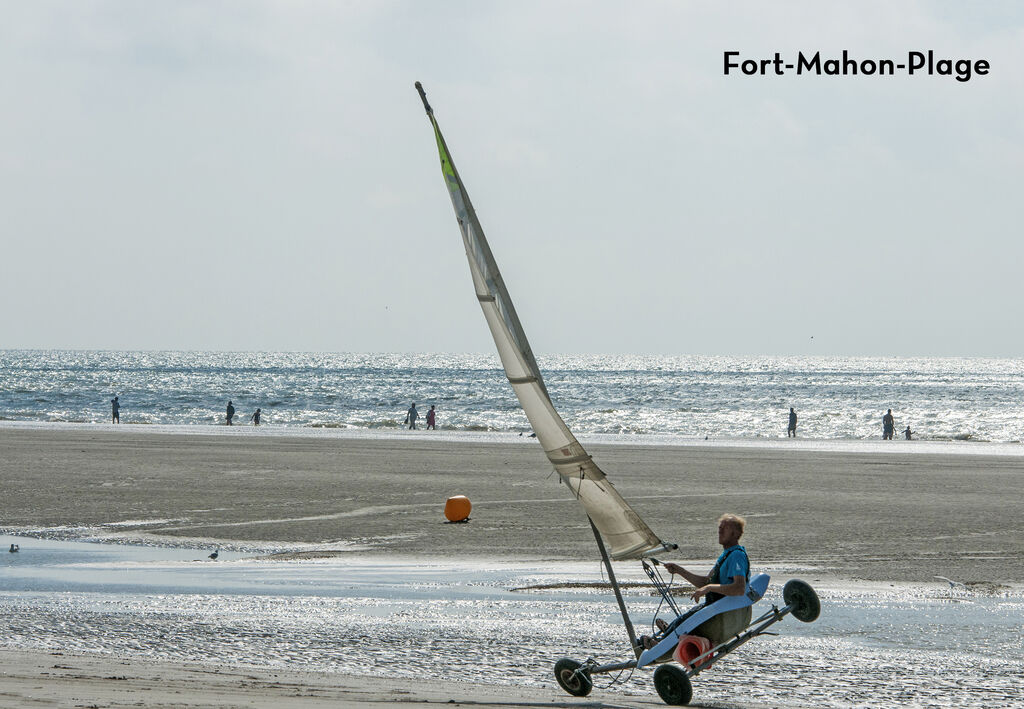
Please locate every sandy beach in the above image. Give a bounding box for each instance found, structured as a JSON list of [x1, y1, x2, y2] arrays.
[[2, 426, 1022, 708], [2, 426, 1022, 583], [1, 647, 677, 709], [0, 647, 656, 709]]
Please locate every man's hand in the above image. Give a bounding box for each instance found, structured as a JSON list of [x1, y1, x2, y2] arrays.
[[694, 576, 746, 602], [663, 562, 710, 590]]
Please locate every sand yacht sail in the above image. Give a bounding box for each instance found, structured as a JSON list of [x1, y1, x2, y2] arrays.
[[415, 82, 675, 567]]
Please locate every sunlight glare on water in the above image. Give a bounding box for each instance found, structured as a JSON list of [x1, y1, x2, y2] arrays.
[[1, 536, 1021, 707], [3, 351, 1024, 442]]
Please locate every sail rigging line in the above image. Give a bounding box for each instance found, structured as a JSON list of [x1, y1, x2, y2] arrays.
[[414, 80, 676, 564]]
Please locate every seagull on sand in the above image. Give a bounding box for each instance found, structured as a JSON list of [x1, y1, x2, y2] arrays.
[[208, 548, 219, 560], [934, 575, 966, 589]]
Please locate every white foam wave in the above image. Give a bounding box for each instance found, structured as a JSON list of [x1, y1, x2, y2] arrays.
[[2, 419, 1022, 458]]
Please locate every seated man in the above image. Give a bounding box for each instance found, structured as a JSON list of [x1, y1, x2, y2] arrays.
[[642, 513, 752, 649]]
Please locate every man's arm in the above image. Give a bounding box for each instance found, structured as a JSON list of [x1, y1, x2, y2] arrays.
[[662, 562, 709, 589], [692, 574, 746, 602]]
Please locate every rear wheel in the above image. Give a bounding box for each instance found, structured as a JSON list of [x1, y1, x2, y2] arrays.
[[553, 658, 592, 697], [653, 664, 692, 706], [783, 579, 821, 623]]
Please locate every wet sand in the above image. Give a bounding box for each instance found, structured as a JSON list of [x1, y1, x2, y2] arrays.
[[2, 426, 1022, 583], [0, 647, 659, 709]]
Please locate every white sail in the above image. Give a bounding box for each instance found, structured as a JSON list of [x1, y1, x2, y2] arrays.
[[417, 83, 668, 560]]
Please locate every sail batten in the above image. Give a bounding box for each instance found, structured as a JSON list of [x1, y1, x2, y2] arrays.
[[418, 83, 666, 560]]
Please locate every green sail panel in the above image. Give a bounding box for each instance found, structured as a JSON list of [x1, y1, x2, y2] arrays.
[[417, 83, 665, 560]]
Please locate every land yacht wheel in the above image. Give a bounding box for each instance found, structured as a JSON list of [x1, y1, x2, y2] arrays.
[[553, 658, 592, 697], [653, 664, 692, 706], [783, 579, 821, 623]]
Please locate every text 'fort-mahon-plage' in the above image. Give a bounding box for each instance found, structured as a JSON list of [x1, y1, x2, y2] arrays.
[[724, 50, 989, 82]]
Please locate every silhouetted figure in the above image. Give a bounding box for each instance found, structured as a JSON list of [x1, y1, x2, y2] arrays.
[[882, 409, 895, 440], [787, 407, 797, 437], [426, 405, 436, 430], [250, 408, 261, 426], [904, 426, 913, 440], [208, 548, 219, 560], [8, 544, 18, 553], [111, 396, 120, 424], [226, 401, 235, 426], [406, 403, 418, 430]]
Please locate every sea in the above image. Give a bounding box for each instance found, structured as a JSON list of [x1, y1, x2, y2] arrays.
[[3, 350, 1024, 443]]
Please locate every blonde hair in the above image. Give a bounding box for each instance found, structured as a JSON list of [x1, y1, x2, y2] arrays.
[[718, 513, 746, 537]]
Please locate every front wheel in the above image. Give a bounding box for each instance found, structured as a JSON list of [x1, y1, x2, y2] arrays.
[[553, 658, 592, 697], [783, 579, 821, 623], [653, 664, 692, 706]]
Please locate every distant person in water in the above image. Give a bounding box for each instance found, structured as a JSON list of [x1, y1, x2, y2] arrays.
[[111, 396, 120, 424], [787, 407, 797, 437], [250, 408, 261, 426], [406, 403, 418, 429], [903, 426, 913, 440], [226, 401, 235, 426], [882, 409, 895, 440], [426, 405, 436, 430]]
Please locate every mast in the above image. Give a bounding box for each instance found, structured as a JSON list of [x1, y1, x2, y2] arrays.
[[590, 518, 642, 658]]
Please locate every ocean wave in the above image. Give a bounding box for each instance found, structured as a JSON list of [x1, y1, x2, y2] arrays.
[[4, 351, 1024, 443]]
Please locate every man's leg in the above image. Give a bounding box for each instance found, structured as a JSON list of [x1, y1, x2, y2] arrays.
[[692, 605, 752, 647], [639, 604, 703, 650]]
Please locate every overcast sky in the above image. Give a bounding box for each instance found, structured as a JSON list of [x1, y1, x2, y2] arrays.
[[2, 1, 1021, 356]]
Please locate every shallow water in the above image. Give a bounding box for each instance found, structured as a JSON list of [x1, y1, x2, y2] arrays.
[[4, 351, 1024, 442], [2, 534, 1021, 707]]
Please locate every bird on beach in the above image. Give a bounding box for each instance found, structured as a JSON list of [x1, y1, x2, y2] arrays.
[[208, 548, 219, 560], [8, 544, 18, 553], [934, 575, 966, 589]]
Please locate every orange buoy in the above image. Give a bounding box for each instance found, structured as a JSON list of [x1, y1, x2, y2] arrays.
[[444, 495, 472, 522]]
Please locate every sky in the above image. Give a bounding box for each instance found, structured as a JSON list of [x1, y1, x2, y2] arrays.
[[2, 1, 1022, 356]]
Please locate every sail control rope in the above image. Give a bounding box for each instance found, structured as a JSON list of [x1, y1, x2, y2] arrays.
[[644, 560, 682, 620]]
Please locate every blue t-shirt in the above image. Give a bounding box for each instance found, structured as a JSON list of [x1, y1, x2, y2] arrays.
[[712, 545, 749, 586]]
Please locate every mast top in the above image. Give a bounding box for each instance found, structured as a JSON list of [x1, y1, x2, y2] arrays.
[[415, 81, 433, 115]]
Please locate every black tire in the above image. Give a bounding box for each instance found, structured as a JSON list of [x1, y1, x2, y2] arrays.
[[553, 658, 592, 697], [783, 579, 821, 623], [653, 664, 693, 706]]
